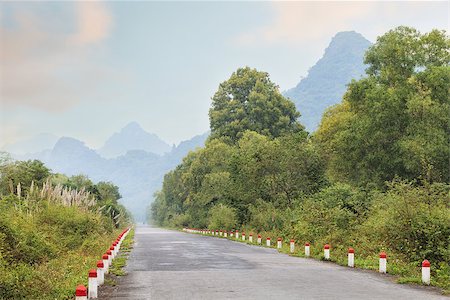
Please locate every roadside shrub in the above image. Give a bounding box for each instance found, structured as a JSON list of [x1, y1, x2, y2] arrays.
[[208, 204, 237, 230]]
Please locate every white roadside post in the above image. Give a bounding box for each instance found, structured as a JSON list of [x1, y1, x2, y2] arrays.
[[242, 233, 246, 241], [324, 244, 330, 260], [305, 243, 310, 257], [97, 260, 105, 285], [348, 248, 355, 267], [249, 234, 253, 243], [257, 234, 262, 244], [266, 237, 271, 247], [109, 246, 115, 259], [277, 238, 282, 249], [102, 254, 109, 274], [224, 231, 228, 238], [113, 242, 118, 256], [75, 285, 87, 300], [379, 252, 387, 273], [106, 250, 113, 267], [290, 239, 295, 253], [88, 269, 98, 299], [422, 260, 430, 285], [219, 230, 223, 236], [235, 230, 239, 240]]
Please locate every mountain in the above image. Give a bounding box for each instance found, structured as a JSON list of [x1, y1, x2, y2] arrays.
[[2, 133, 58, 155], [97, 122, 171, 158], [48, 137, 107, 177], [10, 132, 208, 222], [284, 31, 372, 132]]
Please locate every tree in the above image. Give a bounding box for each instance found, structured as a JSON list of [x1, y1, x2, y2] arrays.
[[209, 67, 304, 143], [0, 159, 50, 196], [315, 27, 450, 187]]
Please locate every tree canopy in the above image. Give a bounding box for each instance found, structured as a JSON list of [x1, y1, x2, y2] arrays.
[[209, 67, 304, 143], [315, 27, 450, 187]]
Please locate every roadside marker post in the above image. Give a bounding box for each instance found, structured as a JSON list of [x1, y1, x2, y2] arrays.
[[324, 244, 330, 260], [235, 230, 239, 240], [305, 243, 310, 257], [290, 240, 295, 253], [75, 285, 87, 300], [379, 252, 387, 273], [242, 233, 246, 241], [422, 260, 430, 285], [257, 234, 262, 244], [277, 238, 282, 249], [88, 269, 98, 299], [249, 234, 253, 243], [97, 260, 105, 285], [266, 237, 271, 247], [102, 254, 109, 274], [348, 248, 355, 267]]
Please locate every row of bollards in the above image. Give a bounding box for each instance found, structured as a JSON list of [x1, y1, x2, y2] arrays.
[[184, 228, 432, 285], [75, 228, 130, 299]]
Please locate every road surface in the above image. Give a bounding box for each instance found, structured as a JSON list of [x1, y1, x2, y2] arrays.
[[100, 225, 446, 299]]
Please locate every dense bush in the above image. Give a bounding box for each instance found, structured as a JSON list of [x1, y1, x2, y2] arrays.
[[0, 198, 120, 299], [0, 157, 131, 299]]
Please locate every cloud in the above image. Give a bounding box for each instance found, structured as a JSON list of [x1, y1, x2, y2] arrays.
[[235, 2, 373, 46], [235, 1, 448, 47], [71, 2, 112, 46], [0, 2, 113, 112]]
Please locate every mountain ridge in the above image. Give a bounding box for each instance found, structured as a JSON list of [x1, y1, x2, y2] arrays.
[[284, 31, 372, 132]]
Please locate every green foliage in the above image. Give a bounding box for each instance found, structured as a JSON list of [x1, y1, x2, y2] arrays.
[[359, 181, 450, 266], [315, 27, 450, 187], [0, 159, 50, 196], [208, 204, 237, 230], [209, 67, 304, 143], [0, 198, 122, 299], [0, 158, 131, 299]]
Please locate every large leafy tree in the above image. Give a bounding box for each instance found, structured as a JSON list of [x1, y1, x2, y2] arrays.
[[209, 67, 304, 143], [316, 27, 450, 187]]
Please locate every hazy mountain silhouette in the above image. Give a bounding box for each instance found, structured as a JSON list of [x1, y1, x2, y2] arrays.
[[284, 31, 372, 132], [9, 130, 208, 221], [98, 122, 172, 158]]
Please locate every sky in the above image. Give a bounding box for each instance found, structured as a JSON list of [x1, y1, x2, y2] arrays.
[[0, 1, 448, 149]]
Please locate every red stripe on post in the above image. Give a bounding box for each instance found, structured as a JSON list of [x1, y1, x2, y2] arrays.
[[258, 234, 261, 238], [267, 237, 271, 240], [348, 247, 354, 254], [97, 260, 104, 268], [88, 269, 97, 278], [75, 285, 87, 296], [290, 239, 295, 243], [305, 242, 310, 246], [379, 252, 387, 258], [277, 238, 282, 241], [324, 244, 330, 249], [106, 250, 112, 255], [102, 254, 108, 259], [422, 260, 430, 267]]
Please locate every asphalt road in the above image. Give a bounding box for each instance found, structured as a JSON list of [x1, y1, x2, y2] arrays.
[[100, 225, 446, 300]]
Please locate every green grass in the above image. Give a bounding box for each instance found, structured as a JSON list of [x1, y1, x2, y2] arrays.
[[108, 228, 134, 277]]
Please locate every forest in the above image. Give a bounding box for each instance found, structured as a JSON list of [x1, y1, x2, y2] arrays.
[[150, 27, 450, 291], [0, 155, 131, 299]]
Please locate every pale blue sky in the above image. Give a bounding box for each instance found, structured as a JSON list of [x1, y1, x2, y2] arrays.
[[0, 1, 448, 149]]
